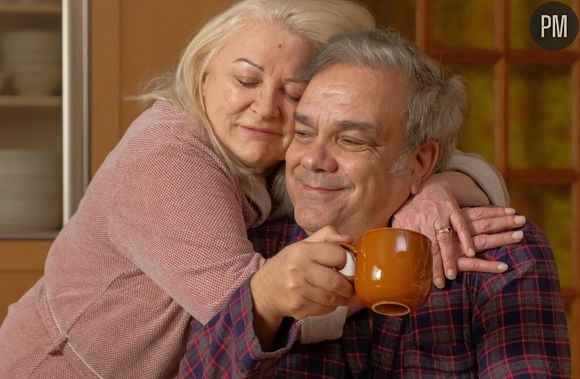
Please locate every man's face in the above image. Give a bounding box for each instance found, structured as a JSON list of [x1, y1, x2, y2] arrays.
[[285, 63, 421, 241]]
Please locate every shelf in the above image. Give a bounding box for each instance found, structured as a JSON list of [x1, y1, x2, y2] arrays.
[[0, 231, 58, 241], [506, 169, 578, 185], [0, 95, 61, 108], [509, 50, 579, 66], [0, 2, 61, 15], [428, 47, 579, 65]]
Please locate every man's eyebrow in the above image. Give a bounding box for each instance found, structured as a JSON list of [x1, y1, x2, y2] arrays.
[[294, 112, 312, 126], [335, 119, 376, 132], [295, 112, 377, 134]]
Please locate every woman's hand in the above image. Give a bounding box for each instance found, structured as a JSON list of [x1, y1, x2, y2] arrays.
[[392, 182, 525, 289], [455, 206, 525, 270]]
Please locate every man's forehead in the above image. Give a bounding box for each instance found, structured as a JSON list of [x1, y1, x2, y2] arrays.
[[298, 67, 376, 117], [304, 64, 364, 95], [297, 64, 408, 134]]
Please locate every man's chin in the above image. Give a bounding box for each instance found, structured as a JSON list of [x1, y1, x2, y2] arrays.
[[294, 211, 331, 234]]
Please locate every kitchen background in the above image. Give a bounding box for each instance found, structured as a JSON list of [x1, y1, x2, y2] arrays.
[[0, 0, 578, 376]]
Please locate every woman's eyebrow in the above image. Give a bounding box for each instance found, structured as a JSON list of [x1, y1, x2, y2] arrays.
[[233, 58, 262, 70], [232, 59, 307, 84]]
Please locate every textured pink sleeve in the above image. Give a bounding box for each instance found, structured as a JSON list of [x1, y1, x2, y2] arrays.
[[445, 149, 510, 207], [108, 146, 265, 324]]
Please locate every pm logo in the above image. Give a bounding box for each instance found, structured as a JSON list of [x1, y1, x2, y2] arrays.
[[541, 14, 568, 38], [530, 2, 578, 50]]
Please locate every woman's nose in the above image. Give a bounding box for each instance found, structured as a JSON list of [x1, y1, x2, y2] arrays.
[[251, 87, 281, 119]]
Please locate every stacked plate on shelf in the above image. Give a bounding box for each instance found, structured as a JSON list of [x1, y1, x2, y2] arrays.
[[1, 30, 61, 96], [0, 150, 61, 232]]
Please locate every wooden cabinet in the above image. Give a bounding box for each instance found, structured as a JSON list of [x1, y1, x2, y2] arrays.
[[0, 1, 62, 321], [0, 1, 63, 238], [0, 241, 50, 320]]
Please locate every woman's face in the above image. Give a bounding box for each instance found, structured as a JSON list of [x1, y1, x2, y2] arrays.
[[202, 22, 314, 172]]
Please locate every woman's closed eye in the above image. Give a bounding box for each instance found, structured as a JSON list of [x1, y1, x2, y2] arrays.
[[284, 91, 301, 102], [235, 77, 259, 88], [284, 82, 306, 102]]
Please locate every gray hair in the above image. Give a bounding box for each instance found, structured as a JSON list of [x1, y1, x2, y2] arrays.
[[306, 28, 468, 172]]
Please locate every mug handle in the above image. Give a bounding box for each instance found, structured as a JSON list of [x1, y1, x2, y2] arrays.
[[338, 243, 358, 282]]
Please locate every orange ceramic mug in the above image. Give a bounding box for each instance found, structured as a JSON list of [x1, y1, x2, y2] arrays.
[[340, 227, 432, 316]]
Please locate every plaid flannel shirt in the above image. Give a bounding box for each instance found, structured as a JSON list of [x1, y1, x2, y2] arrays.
[[180, 219, 570, 378]]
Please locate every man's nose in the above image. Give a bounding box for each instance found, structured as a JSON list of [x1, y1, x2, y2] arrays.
[[251, 87, 281, 119], [300, 140, 338, 173]]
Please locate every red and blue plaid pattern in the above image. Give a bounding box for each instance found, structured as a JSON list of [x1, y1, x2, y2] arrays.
[[180, 219, 570, 378]]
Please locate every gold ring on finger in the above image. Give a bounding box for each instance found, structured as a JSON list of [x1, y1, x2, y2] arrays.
[[435, 225, 453, 235]]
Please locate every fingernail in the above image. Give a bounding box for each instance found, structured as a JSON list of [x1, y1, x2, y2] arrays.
[[497, 263, 508, 271], [505, 208, 516, 215], [434, 277, 445, 289], [446, 269, 456, 280], [467, 248, 475, 257], [514, 215, 526, 225], [511, 230, 523, 240]]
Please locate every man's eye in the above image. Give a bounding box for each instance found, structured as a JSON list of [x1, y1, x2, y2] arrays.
[[339, 137, 371, 151], [340, 137, 364, 146], [294, 130, 313, 139]]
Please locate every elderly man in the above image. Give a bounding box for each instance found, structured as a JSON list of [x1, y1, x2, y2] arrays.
[[180, 29, 570, 377]]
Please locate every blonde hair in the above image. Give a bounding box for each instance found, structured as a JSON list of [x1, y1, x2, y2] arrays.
[[142, 0, 374, 188]]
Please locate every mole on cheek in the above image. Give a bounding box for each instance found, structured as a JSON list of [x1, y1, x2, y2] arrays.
[[278, 43, 282, 48]]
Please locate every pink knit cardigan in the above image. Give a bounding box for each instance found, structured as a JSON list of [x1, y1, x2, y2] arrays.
[[0, 101, 266, 378]]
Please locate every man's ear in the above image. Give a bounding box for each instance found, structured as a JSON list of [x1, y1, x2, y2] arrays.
[[409, 140, 439, 195]]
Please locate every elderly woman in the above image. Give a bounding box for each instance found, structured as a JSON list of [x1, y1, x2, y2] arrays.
[[0, 0, 518, 377]]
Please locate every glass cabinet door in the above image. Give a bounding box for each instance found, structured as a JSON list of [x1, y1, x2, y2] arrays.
[[0, 0, 88, 238]]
